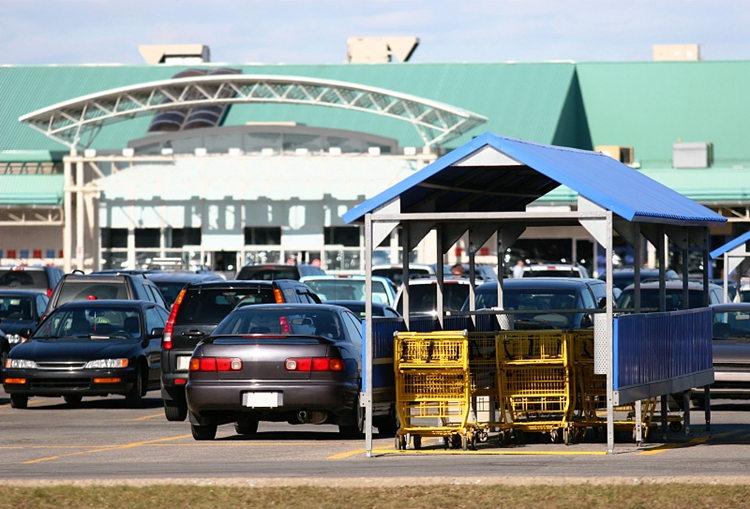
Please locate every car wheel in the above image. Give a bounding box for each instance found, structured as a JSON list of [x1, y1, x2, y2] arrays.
[[234, 419, 259, 435], [374, 404, 400, 436], [125, 366, 143, 408], [339, 398, 365, 439], [164, 399, 188, 421], [0, 348, 8, 374], [10, 394, 28, 409], [191, 423, 217, 441], [64, 395, 82, 406]]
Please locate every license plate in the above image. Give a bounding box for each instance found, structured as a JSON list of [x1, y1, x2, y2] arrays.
[[242, 392, 283, 408], [176, 356, 191, 371]]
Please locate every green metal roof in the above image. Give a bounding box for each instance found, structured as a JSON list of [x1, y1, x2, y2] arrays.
[[0, 175, 64, 205], [0, 62, 576, 151], [577, 61, 750, 169]]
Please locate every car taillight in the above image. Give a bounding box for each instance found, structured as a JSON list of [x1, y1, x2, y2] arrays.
[[163, 288, 187, 351], [273, 288, 284, 303], [189, 357, 242, 372], [285, 357, 345, 372], [279, 315, 291, 333]]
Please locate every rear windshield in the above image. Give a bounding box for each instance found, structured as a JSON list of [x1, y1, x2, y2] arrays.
[[373, 268, 431, 286], [215, 308, 343, 339], [57, 281, 128, 306], [0, 296, 34, 320], [470, 288, 578, 311], [616, 289, 706, 310], [237, 267, 300, 280], [303, 279, 390, 304], [0, 269, 47, 289], [176, 287, 276, 325], [397, 284, 469, 314]]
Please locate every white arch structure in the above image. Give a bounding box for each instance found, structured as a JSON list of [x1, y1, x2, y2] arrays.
[[19, 75, 487, 149]]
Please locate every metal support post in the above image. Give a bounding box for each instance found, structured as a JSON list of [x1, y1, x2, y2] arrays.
[[75, 160, 85, 271], [435, 226, 444, 329], [705, 385, 711, 431], [605, 211, 614, 455], [683, 391, 690, 435], [661, 395, 668, 441], [63, 153, 74, 273], [364, 214, 373, 457], [635, 400, 643, 445]]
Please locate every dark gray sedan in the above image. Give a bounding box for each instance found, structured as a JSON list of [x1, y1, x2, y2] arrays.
[[186, 304, 365, 440], [693, 303, 750, 406]]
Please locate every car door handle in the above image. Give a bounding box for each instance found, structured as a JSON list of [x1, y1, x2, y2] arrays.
[[182, 330, 205, 337]]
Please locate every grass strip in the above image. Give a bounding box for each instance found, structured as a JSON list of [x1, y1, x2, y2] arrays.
[[2, 484, 750, 509]]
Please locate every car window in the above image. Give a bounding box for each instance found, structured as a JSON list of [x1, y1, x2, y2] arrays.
[[176, 288, 276, 325], [397, 284, 470, 314], [147, 283, 168, 308], [154, 282, 187, 306], [0, 296, 35, 320], [580, 286, 597, 309], [56, 281, 128, 305], [342, 311, 363, 346], [145, 306, 164, 333], [0, 269, 48, 289]]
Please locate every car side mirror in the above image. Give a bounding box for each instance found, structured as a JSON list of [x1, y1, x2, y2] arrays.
[[148, 327, 164, 339], [598, 297, 607, 309], [580, 314, 593, 328], [19, 328, 33, 341]]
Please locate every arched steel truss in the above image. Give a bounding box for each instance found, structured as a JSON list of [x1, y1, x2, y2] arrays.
[[19, 75, 487, 149]]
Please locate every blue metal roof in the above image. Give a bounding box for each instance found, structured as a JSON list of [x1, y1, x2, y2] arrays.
[[342, 132, 727, 226], [710, 230, 750, 259]]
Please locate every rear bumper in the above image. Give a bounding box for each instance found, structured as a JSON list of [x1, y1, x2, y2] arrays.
[[693, 372, 750, 400], [186, 379, 357, 419], [3, 367, 137, 397]]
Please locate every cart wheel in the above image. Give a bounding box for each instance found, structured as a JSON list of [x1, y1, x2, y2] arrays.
[[461, 435, 468, 451], [550, 428, 561, 443], [513, 430, 525, 445], [396, 435, 406, 450], [450, 434, 462, 449], [669, 421, 683, 433], [470, 434, 477, 450], [563, 428, 571, 446], [413, 435, 422, 450]]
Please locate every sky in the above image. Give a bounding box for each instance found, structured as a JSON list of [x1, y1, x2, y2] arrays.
[[1, 0, 749, 65]]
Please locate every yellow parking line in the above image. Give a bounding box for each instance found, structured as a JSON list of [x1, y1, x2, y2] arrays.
[[328, 448, 366, 459], [22, 434, 191, 464], [122, 412, 165, 422], [374, 449, 607, 456]]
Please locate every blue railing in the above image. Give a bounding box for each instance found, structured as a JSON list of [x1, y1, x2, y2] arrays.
[[614, 308, 712, 393]]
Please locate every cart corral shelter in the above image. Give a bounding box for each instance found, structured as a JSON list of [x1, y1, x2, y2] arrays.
[[343, 132, 726, 455], [3, 54, 750, 274]]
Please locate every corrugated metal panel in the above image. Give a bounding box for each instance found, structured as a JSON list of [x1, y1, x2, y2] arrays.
[[710, 230, 750, 259], [577, 61, 750, 169], [0, 63, 575, 151], [0, 175, 64, 205]]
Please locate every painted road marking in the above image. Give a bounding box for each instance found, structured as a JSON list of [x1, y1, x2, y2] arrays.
[[22, 434, 192, 464], [122, 412, 165, 422]]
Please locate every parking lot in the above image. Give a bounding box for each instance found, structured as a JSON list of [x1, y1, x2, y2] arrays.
[[3, 389, 750, 484]]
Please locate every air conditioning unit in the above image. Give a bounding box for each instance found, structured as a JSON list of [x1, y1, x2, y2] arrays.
[[595, 145, 634, 165], [673, 142, 712, 169]]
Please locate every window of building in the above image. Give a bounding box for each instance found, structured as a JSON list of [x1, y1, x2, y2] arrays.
[[171, 228, 202, 248], [102, 228, 128, 249], [244, 133, 281, 153], [326, 136, 362, 153], [205, 133, 243, 154], [282, 134, 321, 153], [324, 226, 360, 247], [135, 228, 161, 248], [244, 227, 281, 245]]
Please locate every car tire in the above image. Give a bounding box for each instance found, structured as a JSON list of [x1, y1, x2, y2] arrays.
[[125, 366, 144, 409], [191, 423, 217, 441], [164, 399, 188, 421], [339, 398, 365, 439], [10, 394, 28, 409], [0, 347, 8, 375], [234, 419, 259, 435], [374, 404, 400, 436], [64, 395, 82, 406]]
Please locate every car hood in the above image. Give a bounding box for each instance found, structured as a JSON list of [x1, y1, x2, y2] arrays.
[[9, 337, 139, 362], [713, 340, 750, 364]]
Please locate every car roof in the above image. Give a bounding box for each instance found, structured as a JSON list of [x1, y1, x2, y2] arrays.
[[184, 280, 294, 289], [711, 303, 750, 312], [0, 289, 47, 296], [300, 274, 390, 282], [62, 273, 143, 280], [146, 272, 223, 283], [324, 299, 390, 309], [373, 264, 435, 271], [622, 280, 717, 291], [54, 299, 152, 310], [398, 277, 473, 285], [476, 277, 600, 291], [229, 303, 347, 312]]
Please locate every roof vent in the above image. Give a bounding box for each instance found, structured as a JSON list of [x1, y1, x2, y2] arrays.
[[347, 37, 419, 63], [138, 44, 210, 64], [595, 145, 634, 165], [673, 142, 712, 168]]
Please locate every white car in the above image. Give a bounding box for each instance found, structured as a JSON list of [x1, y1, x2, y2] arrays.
[[523, 263, 589, 278], [300, 275, 397, 306], [394, 277, 472, 316]]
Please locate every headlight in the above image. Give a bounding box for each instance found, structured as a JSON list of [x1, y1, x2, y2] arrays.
[[7, 334, 21, 344], [84, 358, 129, 369], [6, 358, 37, 369]]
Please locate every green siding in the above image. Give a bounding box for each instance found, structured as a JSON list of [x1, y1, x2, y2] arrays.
[[577, 61, 750, 169], [0, 174, 64, 205]]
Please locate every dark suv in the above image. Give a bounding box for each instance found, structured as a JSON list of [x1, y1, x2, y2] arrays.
[[44, 272, 168, 317], [0, 266, 64, 297], [160, 279, 321, 421], [236, 264, 325, 281]]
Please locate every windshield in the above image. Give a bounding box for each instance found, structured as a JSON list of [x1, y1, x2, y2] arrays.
[[469, 288, 581, 329], [0, 296, 34, 320], [303, 279, 390, 304], [713, 310, 750, 339], [397, 284, 470, 315], [56, 281, 128, 305], [616, 289, 707, 310], [215, 308, 343, 339], [34, 307, 142, 339], [0, 269, 47, 289]]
